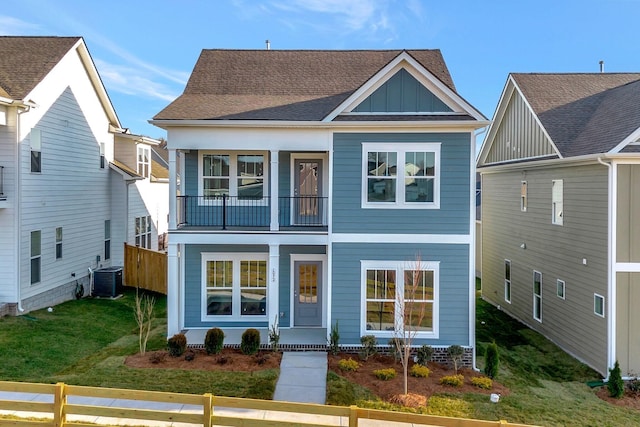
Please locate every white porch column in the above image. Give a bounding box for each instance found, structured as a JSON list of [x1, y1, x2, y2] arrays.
[[167, 243, 180, 337], [268, 244, 280, 329], [168, 149, 177, 230], [270, 150, 279, 231]]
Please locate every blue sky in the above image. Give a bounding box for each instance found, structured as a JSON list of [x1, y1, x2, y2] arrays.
[[2, 0, 639, 139]]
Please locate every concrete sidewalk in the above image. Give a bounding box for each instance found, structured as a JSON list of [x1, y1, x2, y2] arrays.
[[273, 351, 328, 404]]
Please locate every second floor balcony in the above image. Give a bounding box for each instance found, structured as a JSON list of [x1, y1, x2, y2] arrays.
[[177, 195, 328, 231]]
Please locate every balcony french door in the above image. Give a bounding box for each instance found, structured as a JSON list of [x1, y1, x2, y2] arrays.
[[293, 159, 322, 225]]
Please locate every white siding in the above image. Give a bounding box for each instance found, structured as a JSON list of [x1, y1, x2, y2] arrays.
[[17, 46, 115, 303]]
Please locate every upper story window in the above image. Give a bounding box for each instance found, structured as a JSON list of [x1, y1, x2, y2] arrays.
[[552, 179, 563, 225], [100, 143, 106, 169], [362, 143, 440, 209], [533, 270, 543, 322], [504, 259, 512, 303], [521, 181, 528, 212], [31, 128, 42, 173], [137, 145, 150, 178], [104, 220, 111, 260], [55, 227, 63, 259], [199, 152, 267, 200], [135, 215, 152, 249]]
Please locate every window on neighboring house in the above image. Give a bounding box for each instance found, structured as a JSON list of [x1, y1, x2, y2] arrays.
[[137, 145, 150, 178], [504, 260, 512, 303], [521, 181, 528, 212], [100, 143, 106, 169], [362, 143, 440, 208], [362, 260, 439, 338], [31, 230, 41, 284], [557, 279, 565, 299], [55, 227, 63, 259], [533, 270, 542, 322], [104, 220, 111, 260], [202, 253, 268, 318], [30, 128, 41, 173], [200, 152, 266, 200], [135, 215, 152, 249], [594, 293, 605, 317], [552, 180, 563, 225]]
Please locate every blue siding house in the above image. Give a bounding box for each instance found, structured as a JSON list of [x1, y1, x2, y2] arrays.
[[152, 49, 487, 360]]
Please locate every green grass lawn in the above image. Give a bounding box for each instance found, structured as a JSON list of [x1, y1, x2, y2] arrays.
[[0, 289, 277, 399]]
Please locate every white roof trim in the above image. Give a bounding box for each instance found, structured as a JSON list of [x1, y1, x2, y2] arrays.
[[322, 51, 485, 122], [477, 75, 562, 166], [609, 125, 640, 153]]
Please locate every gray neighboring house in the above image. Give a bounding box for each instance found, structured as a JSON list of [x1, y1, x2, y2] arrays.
[[477, 73, 640, 376]]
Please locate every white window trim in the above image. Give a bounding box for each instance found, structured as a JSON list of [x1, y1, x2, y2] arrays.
[[361, 142, 441, 209], [55, 227, 63, 260], [557, 279, 566, 300], [504, 259, 512, 303], [594, 293, 605, 318], [201, 252, 269, 322], [552, 179, 563, 225], [520, 181, 527, 212], [198, 151, 269, 206], [137, 145, 151, 178], [533, 270, 542, 322], [104, 220, 111, 261], [360, 259, 439, 339], [135, 215, 152, 249], [30, 128, 42, 174], [30, 230, 41, 285]]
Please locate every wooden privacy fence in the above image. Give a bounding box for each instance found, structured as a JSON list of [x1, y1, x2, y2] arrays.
[[0, 381, 538, 427], [124, 243, 167, 295]]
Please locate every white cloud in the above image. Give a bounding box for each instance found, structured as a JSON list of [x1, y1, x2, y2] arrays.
[[0, 15, 40, 34], [94, 59, 180, 102]]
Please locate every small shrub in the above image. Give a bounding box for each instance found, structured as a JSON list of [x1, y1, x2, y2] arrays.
[[410, 364, 431, 378], [167, 333, 187, 357], [328, 321, 340, 355], [484, 341, 499, 379], [415, 345, 434, 366], [204, 327, 225, 355], [388, 338, 403, 363], [338, 358, 360, 372], [184, 349, 195, 361], [359, 335, 377, 361], [447, 345, 465, 373], [608, 360, 625, 398], [216, 355, 229, 365], [255, 353, 270, 365], [440, 374, 464, 387], [627, 379, 640, 396], [373, 368, 396, 380], [471, 376, 493, 390], [268, 317, 280, 352], [149, 351, 166, 364], [241, 328, 261, 355]]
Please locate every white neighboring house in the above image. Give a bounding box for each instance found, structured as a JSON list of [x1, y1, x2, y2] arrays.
[[110, 132, 169, 266], [0, 36, 166, 315]]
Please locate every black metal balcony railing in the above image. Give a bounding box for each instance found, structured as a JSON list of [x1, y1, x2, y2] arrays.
[[177, 195, 328, 229], [0, 166, 5, 200]]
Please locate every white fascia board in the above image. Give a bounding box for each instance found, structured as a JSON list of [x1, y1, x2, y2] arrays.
[[609, 125, 640, 154], [169, 231, 329, 246], [151, 119, 489, 130], [478, 75, 562, 167], [479, 152, 640, 174], [115, 132, 162, 146]]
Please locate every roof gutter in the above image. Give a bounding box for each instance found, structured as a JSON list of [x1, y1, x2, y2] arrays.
[[150, 119, 491, 130]]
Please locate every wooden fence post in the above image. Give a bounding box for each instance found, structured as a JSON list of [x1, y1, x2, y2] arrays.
[[349, 405, 358, 427], [203, 393, 213, 427], [53, 382, 66, 427]]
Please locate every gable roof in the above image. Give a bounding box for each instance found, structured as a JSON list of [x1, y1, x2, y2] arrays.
[[154, 49, 482, 122], [0, 36, 82, 100], [0, 36, 121, 127]]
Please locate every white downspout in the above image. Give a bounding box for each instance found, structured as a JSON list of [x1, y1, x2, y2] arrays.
[[15, 104, 30, 313], [598, 156, 614, 379]]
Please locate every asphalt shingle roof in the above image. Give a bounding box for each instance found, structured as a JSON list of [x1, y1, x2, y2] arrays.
[[0, 36, 81, 100], [512, 73, 640, 157], [154, 49, 458, 121]]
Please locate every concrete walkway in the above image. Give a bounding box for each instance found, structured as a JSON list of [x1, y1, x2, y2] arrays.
[[273, 351, 328, 404]]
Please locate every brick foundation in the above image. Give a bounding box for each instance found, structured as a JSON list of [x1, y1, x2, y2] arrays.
[[8, 277, 90, 315]]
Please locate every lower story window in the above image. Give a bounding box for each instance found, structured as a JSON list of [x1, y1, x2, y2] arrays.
[[594, 293, 605, 318], [361, 260, 439, 338], [202, 253, 268, 319], [135, 216, 152, 249]]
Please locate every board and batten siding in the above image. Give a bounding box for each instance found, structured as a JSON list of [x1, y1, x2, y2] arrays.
[[616, 164, 640, 263], [20, 87, 113, 302], [0, 106, 17, 302], [332, 132, 471, 234], [331, 242, 470, 346], [481, 164, 609, 374], [616, 272, 640, 375], [482, 88, 555, 165]]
